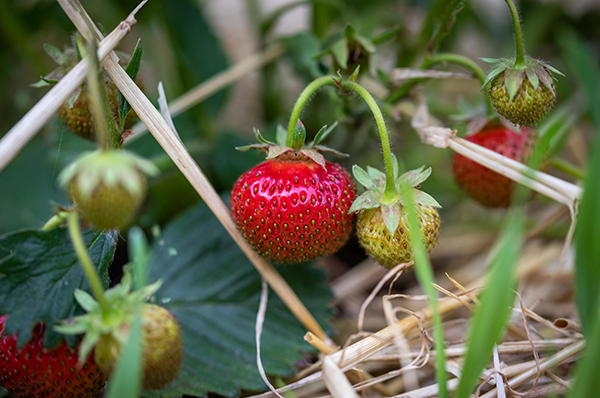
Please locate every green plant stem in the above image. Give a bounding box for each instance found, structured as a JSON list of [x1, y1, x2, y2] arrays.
[[42, 211, 70, 231], [67, 211, 110, 314], [550, 158, 585, 180], [504, 0, 525, 66], [430, 53, 486, 85], [286, 76, 398, 197]]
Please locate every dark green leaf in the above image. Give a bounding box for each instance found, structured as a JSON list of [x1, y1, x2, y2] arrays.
[[144, 199, 333, 397], [118, 39, 143, 129], [106, 311, 143, 398], [421, 0, 465, 52], [278, 33, 323, 81], [0, 227, 116, 348], [454, 212, 524, 398]]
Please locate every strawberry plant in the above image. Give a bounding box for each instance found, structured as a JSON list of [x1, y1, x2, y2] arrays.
[[1, 0, 599, 397]]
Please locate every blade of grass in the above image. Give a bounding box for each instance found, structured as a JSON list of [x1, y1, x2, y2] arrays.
[[118, 38, 143, 129], [400, 181, 447, 398], [454, 211, 524, 398], [105, 311, 142, 398], [567, 315, 600, 397]]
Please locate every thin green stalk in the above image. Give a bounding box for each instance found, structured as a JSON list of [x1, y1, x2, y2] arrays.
[[430, 53, 486, 85], [42, 211, 70, 231], [550, 158, 585, 180], [504, 0, 525, 66], [67, 212, 110, 314], [286, 77, 398, 197]]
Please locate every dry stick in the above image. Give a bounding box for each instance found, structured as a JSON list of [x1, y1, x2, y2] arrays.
[[57, 0, 329, 343], [0, 4, 141, 173], [479, 340, 585, 398]]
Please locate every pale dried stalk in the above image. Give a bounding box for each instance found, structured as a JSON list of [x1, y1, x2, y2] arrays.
[[322, 356, 360, 398], [553, 318, 582, 334], [58, 0, 329, 342], [391, 68, 474, 81], [327, 242, 560, 372], [0, 3, 142, 173], [411, 100, 583, 207], [127, 43, 286, 142], [480, 340, 585, 398]]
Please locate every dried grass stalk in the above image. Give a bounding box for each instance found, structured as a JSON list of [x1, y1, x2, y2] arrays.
[[322, 356, 360, 398], [58, 0, 329, 343], [0, 3, 142, 173]]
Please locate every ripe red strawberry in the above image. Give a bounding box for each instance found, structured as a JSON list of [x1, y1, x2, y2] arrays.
[[0, 315, 106, 398], [94, 304, 183, 390], [452, 124, 535, 208], [231, 152, 356, 264]]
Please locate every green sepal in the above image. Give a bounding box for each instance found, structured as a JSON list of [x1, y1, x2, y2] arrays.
[[391, 154, 400, 179], [118, 39, 143, 129], [275, 125, 287, 146], [349, 66, 360, 82], [31, 76, 59, 88], [347, 190, 381, 213], [414, 190, 442, 208], [399, 166, 430, 188], [331, 38, 348, 69], [381, 203, 402, 236], [266, 145, 292, 159], [535, 65, 554, 91], [367, 165, 386, 184], [254, 127, 276, 146], [310, 121, 339, 147], [504, 68, 526, 101], [64, 89, 82, 110], [44, 43, 68, 66], [352, 165, 378, 190], [300, 149, 326, 169], [371, 26, 399, 45], [291, 120, 307, 150], [313, 145, 349, 157], [74, 289, 99, 312], [526, 68, 540, 90]]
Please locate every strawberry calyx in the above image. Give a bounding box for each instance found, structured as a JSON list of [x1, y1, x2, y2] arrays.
[[349, 157, 441, 236], [59, 150, 158, 201], [54, 268, 162, 366], [236, 119, 347, 170]]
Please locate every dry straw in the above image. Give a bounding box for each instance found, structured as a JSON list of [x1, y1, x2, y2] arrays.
[[50, 0, 329, 343], [0, 2, 144, 173]]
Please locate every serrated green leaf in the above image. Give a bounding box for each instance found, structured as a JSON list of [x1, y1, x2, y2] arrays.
[[118, 39, 143, 129], [106, 311, 142, 398], [43, 43, 67, 65], [381, 203, 401, 235], [348, 191, 381, 213], [143, 199, 333, 397], [352, 165, 377, 190], [455, 212, 524, 398], [0, 228, 116, 348]]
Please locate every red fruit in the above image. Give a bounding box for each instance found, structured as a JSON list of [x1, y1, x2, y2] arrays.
[[0, 316, 106, 398], [230, 152, 357, 264], [452, 124, 535, 208]]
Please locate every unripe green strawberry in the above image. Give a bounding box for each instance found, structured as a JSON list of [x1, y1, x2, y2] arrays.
[[483, 57, 563, 127], [349, 163, 442, 269], [59, 81, 140, 141], [357, 203, 440, 269], [59, 150, 159, 230], [94, 304, 183, 390], [452, 123, 535, 208]]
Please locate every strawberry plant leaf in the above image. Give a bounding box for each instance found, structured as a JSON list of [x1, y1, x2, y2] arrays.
[[0, 227, 116, 348], [143, 199, 333, 398], [118, 38, 143, 129]]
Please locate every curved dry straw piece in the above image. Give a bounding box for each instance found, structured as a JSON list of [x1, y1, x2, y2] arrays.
[[322, 356, 360, 398], [410, 100, 583, 207], [0, 2, 144, 173], [57, 0, 329, 343]]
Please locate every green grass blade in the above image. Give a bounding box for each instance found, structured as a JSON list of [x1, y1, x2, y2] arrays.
[[400, 182, 448, 398], [118, 38, 143, 130], [454, 211, 524, 398], [567, 316, 599, 397], [105, 311, 142, 398], [128, 227, 150, 291]]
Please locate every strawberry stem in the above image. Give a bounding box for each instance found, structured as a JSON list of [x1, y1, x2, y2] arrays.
[[67, 211, 110, 316], [504, 0, 525, 67], [287, 76, 398, 197]]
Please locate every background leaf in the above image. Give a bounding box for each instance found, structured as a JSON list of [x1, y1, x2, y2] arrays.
[[144, 198, 333, 398], [0, 227, 116, 348]]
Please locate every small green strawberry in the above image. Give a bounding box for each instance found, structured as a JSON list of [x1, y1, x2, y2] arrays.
[[483, 57, 563, 127], [55, 270, 183, 391], [349, 161, 441, 269], [58, 150, 159, 230]]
